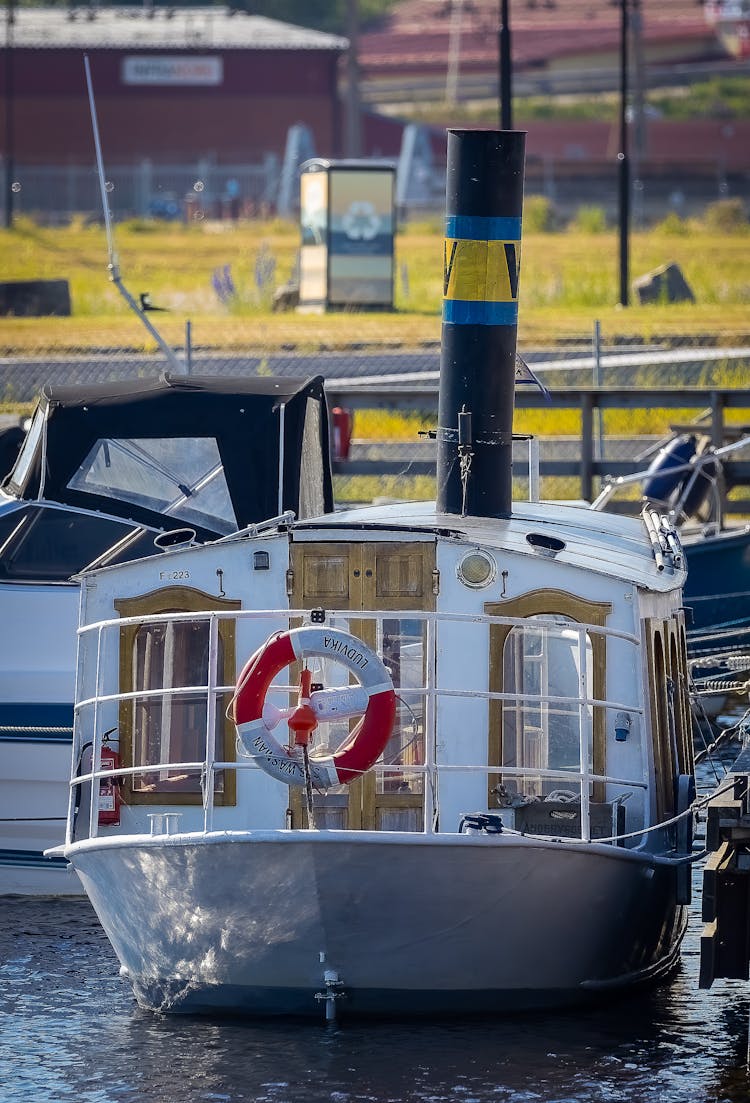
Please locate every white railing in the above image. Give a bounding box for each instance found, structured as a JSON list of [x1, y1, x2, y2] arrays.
[[69, 606, 647, 847]]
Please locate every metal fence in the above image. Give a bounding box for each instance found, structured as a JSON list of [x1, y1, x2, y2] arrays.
[[4, 155, 745, 225], [2, 337, 749, 513], [4, 158, 281, 223]]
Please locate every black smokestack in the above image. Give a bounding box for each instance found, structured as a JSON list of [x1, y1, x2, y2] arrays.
[[436, 129, 526, 519]]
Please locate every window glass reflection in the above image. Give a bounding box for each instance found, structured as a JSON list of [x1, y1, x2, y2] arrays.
[[502, 616, 592, 799], [132, 617, 225, 796]]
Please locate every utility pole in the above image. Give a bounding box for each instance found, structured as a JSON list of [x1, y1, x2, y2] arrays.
[[4, 0, 15, 229], [446, 0, 464, 106], [618, 0, 630, 307], [344, 0, 362, 157], [499, 0, 512, 130]]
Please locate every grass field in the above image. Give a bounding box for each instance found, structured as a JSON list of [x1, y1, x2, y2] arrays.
[[0, 216, 748, 356], [2, 215, 748, 473]]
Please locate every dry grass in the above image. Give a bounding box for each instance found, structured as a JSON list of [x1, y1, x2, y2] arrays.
[[0, 217, 748, 355]]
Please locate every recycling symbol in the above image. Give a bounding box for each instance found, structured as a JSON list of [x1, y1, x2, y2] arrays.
[[341, 201, 380, 241]]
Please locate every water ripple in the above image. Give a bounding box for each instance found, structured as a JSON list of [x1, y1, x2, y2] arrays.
[[1, 860, 750, 1103]]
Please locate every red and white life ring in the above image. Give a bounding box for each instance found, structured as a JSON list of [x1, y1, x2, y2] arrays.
[[232, 626, 396, 789]]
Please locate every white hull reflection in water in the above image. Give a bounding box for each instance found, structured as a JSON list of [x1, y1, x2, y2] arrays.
[[70, 831, 687, 1017]]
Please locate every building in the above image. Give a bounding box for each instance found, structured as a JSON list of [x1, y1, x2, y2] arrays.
[[0, 6, 346, 217]]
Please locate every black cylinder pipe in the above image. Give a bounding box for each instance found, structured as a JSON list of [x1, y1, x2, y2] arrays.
[[436, 129, 526, 519]]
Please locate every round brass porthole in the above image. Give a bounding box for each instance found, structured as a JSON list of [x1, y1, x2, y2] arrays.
[[457, 550, 496, 589]]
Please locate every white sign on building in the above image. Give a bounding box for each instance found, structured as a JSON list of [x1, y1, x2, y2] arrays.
[[121, 56, 223, 86]]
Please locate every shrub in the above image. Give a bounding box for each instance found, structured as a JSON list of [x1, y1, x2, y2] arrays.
[[569, 205, 608, 233], [524, 195, 558, 233], [655, 212, 691, 236], [119, 217, 161, 234], [703, 198, 748, 233]]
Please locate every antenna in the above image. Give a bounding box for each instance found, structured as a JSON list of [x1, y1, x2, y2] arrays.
[[83, 54, 184, 373]]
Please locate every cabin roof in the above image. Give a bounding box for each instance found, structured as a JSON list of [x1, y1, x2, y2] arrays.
[[294, 499, 685, 593]]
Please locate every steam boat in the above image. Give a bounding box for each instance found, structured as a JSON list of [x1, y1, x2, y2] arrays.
[[54, 132, 697, 1018]]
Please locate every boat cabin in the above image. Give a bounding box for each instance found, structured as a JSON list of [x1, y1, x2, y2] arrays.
[[71, 497, 693, 854]]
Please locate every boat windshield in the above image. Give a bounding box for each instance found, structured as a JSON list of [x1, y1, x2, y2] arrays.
[[67, 437, 237, 535], [7, 407, 44, 492], [0, 503, 146, 582]]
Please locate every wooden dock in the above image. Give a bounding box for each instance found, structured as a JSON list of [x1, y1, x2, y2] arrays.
[[700, 738, 750, 989]]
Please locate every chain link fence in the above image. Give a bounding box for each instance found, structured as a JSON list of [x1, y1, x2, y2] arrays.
[[2, 332, 749, 511]]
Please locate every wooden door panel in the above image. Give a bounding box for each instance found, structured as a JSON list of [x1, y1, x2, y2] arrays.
[[292, 543, 362, 609], [369, 542, 433, 609], [290, 540, 435, 831]]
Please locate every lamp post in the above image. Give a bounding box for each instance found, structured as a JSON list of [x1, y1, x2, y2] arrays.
[[618, 0, 630, 307], [499, 0, 511, 130]]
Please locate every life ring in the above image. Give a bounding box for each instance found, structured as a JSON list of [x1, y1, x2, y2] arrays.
[[232, 626, 396, 789]]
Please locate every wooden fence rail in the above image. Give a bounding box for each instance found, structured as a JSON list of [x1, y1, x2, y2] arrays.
[[325, 385, 750, 514]]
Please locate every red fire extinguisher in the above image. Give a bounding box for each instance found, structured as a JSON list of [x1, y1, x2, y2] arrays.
[[98, 731, 121, 827], [332, 406, 353, 461]]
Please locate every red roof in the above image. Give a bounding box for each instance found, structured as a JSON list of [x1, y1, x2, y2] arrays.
[[361, 0, 718, 76]]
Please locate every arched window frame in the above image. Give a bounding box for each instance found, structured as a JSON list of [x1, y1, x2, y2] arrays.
[[486, 588, 612, 806], [115, 585, 240, 807]]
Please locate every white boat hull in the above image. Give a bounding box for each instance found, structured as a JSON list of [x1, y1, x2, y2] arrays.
[[0, 739, 82, 895], [0, 581, 79, 894], [68, 830, 686, 1018]]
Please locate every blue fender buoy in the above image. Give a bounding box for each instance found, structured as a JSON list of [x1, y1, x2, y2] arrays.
[[642, 434, 697, 504]]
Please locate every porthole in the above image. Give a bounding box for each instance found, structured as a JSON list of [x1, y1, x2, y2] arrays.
[[457, 550, 496, 589]]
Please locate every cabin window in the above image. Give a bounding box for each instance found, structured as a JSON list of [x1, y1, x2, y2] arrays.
[[501, 617, 593, 798], [5, 407, 43, 492], [116, 586, 240, 807], [487, 589, 611, 807], [131, 619, 223, 796], [646, 619, 692, 818], [650, 628, 674, 818], [375, 617, 425, 830], [0, 504, 138, 581], [68, 436, 237, 535]]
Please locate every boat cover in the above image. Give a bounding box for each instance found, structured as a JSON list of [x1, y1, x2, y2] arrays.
[[1, 373, 333, 538]]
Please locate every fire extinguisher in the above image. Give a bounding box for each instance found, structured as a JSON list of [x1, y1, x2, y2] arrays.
[[98, 730, 121, 827], [332, 406, 353, 461]]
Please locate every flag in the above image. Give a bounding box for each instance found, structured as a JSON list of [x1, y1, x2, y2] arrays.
[[515, 353, 551, 401]]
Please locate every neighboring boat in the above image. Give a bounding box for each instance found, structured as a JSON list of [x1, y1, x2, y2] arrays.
[[0, 373, 333, 894], [54, 132, 699, 1019], [592, 428, 750, 663]]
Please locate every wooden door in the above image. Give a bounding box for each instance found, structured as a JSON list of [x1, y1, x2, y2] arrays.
[[289, 539, 436, 830]]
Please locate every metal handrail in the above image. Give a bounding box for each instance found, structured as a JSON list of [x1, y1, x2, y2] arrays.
[[71, 605, 645, 846], [78, 604, 642, 645]]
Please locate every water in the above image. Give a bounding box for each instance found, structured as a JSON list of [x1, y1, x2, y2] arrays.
[[2, 763, 750, 1103]]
